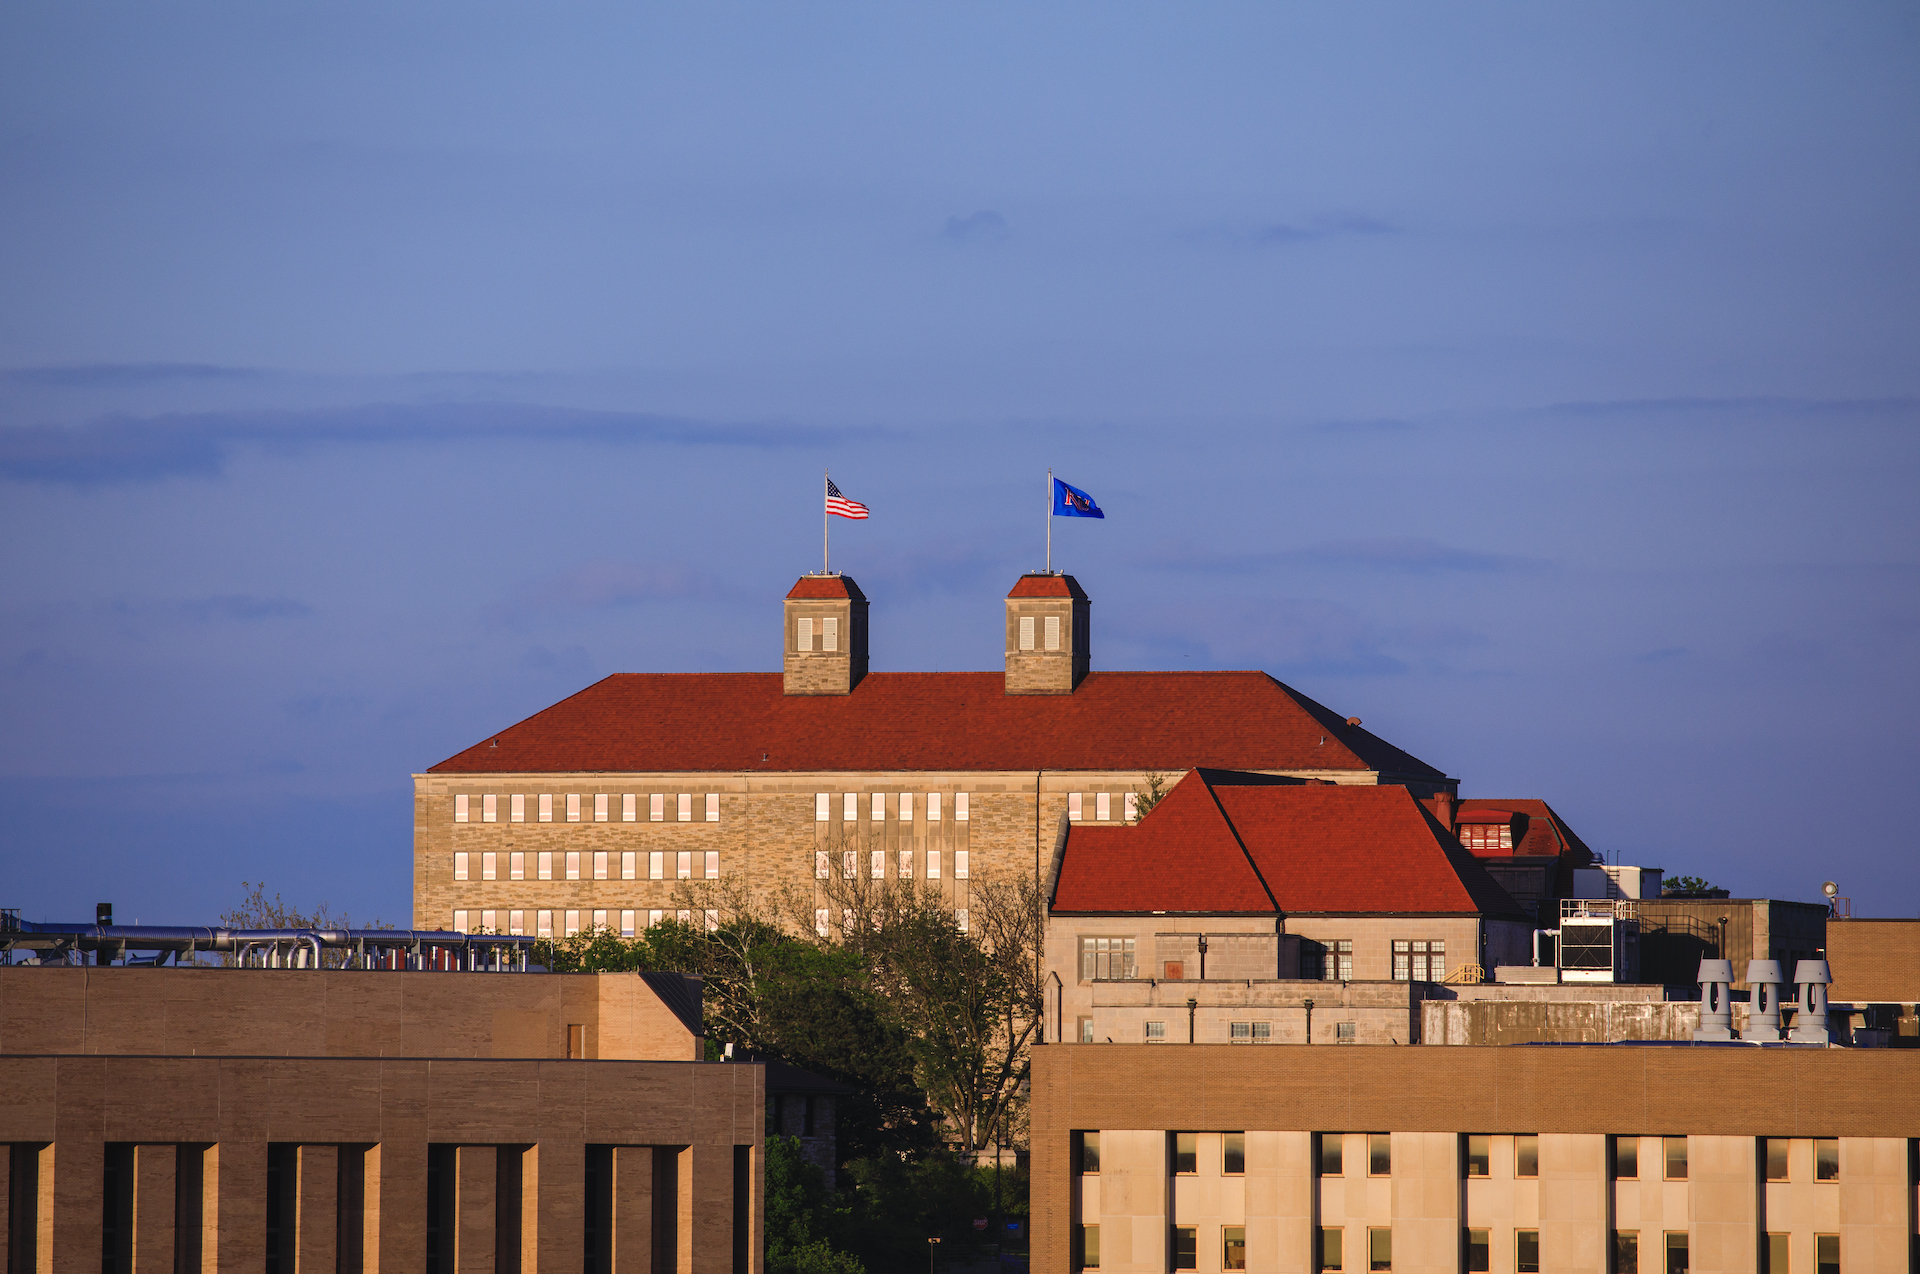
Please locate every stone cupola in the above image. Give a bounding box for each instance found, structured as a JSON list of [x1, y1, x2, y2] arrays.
[[784, 575, 869, 695], [1004, 573, 1089, 694]]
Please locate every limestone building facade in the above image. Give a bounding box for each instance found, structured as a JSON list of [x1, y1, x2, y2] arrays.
[[414, 574, 1457, 937]]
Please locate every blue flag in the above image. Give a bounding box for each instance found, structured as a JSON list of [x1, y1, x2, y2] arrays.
[[1053, 478, 1104, 519]]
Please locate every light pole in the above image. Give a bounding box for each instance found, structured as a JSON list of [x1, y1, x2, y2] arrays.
[[1187, 997, 1198, 1044], [1303, 998, 1314, 1044], [928, 1236, 941, 1274]]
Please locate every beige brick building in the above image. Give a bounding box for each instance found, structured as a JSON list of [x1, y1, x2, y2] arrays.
[[414, 574, 1457, 938], [1032, 1043, 1920, 1274]]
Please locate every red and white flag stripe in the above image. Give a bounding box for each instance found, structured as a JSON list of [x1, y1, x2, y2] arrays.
[[826, 478, 869, 520]]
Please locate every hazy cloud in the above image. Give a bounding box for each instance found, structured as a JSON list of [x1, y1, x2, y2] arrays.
[[942, 210, 1009, 243], [1150, 536, 1548, 577], [2, 363, 264, 389], [1634, 646, 1690, 664], [1185, 212, 1398, 250], [511, 562, 719, 614]]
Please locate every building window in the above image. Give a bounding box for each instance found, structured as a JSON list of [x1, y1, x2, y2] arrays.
[[1516, 1230, 1539, 1274], [1664, 1138, 1687, 1180], [677, 793, 692, 822], [705, 851, 719, 879], [1125, 791, 1139, 822], [797, 617, 813, 651], [1766, 1138, 1789, 1181], [1466, 1135, 1490, 1177], [871, 792, 885, 821], [1318, 1135, 1343, 1176], [1229, 1021, 1271, 1043], [539, 793, 554, 823], [956, 792, 969, 820], [1814, 1234, 1838, 1274], [595, 793, 609, 822], [453, 852, 469, 881], [1075, 1224, 1099, 1271], [677, 851, 692, 880], [566, 851, 581, 881], [535, 852, 551, 880], [452, 910, 469, 932], [705, 909, 719, 932], [1081, 937, 1138, 981], [537, 910, 553, 938], [1814, 1139, 1838, 1181], [1368, 1134, 1391, 1176], [822, 616, 838, 652], [1224, 1133, 1245, 1175], [843, 792, 857, 821], [567, 793, 581, 823], [1074, 1131, 1100, 1174], [511, 794, 525, 823], [650, 793, 665, 822], [899, 850, 914, 879], [927, 849, 941, 879], [1019, 615, 1035, 650], [1145, 1021, 1166, 1042], [1367, 1228, 1391, 1272], [1095, 792, 1110, 820], [1392, 939, 1444, 982], [592, 909, 607, 932], [623, 793, 637, 822], [1172, 1227, 1197, 1271], [705, 793, 719, 822], [815, 909, 829, 937], [1664, 1232, 1688, 1274], [1308, 939, 1354, 981], [1173, 1132, 1197, 1174], [1613, 1137, 1639, 1179], [564, 910, 581, 938], [621, 852, 635, 881], [454, 794, 469, 823], [1613, 1232, 1638, 1274], [510, 852, 525, 881], [842, 851, 857, 880], [815, 792, 829, 821], [1336, 1021, 1357, 1043], [481, 852, 497, 881], [509, 910, 525, 936], [592, 851, 608, 881], [1465, 1230, 1489, 1273], [1045, 614, 1061, 651], [483, 794, 497, 823], [1077, 1016, 1093, 1043], [679, 909, 693, 926], [649, 909, 664, 929], [649, 852, 664, 881], [1458, 822, 1513, 851], [1223, 1227, 1246, 1271], [816, 851, 829, 880], [955, 850, 969, 879], [956, 909, 969, 933], [1766, 1235, 1787, 1274], [927, 792, 942, 821], [871, 850, 885, 880], [1317, 1228, 1344, 1272], [900, 792, 914, 820], [620, 910, 636, 938], [1516, 1134, 1538, 1178], [1068, 792, 1083, 821]]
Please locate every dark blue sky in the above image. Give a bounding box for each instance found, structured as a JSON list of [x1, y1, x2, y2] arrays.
[[2, 5, 1915, 923]]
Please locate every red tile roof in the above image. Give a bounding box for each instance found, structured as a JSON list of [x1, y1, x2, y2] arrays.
[[427, 671, 1449, 778], [1052, 770, 1524, 917], [1451, 799, 1594, 863], [785, 575, 866, 600], [1007, 573, 1087, 599]]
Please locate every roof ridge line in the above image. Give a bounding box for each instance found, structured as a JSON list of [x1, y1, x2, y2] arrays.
[[1199, 771, 1283, 915]]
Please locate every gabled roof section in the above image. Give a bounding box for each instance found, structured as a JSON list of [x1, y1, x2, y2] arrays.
[[637, 972, 705, 1038], [1051, 770, 1526, 919], [1453, 799, 1595, 864], [786, 575, 866, 601], [427, 671, 1450, 777], [1007, 573, 1087, 600], [1051, 771, 1277, 914]]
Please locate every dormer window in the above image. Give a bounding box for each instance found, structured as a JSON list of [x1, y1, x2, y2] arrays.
[[1458, 822, 1514, 851]]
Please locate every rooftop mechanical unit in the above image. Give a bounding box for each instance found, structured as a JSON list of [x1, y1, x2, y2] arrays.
[[1557, 899, 1641, 984]]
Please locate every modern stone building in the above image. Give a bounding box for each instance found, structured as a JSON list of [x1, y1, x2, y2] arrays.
[[1032, 1043, 1920, 1274], [414, 574, 1457, 938], [0, 965, 759, 1273]]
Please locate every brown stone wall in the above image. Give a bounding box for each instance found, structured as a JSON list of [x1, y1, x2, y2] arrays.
[[1827, 919, 1920, 1004], [0, 967, 699, 1061], [0, 1054, 762, 1274], [1031, 1044, 1920, 1274]]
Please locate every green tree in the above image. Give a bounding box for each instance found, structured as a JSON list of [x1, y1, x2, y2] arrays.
[[1663, 875, 1720, 894], [765, 1136, 865, 1274]]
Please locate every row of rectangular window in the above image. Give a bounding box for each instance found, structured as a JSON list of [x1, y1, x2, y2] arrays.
[[1078, 936, 1441, 984], [454, 793, 719, 824], [1074, 1226, 1839, 1274], [814, 792, 970, 821], [453, 850, 718, 882], [1017, 613, 1063, 652], [451, 908, 718, 937], [813, 849, 968, 880], [1070, 1132, 1843, 1187], [1066, 792, 1134, 822], [814, 907, 967, 936]]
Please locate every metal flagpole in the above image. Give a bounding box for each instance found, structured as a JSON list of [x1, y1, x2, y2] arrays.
[[1046, 468, 1052, 574], [823, 469, 830, 575]]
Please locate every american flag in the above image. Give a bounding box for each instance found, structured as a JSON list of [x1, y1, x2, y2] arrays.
[[826, 478, 869, 520]]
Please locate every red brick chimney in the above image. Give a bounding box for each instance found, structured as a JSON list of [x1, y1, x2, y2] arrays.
[[1426, 791, 1455, 833]]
